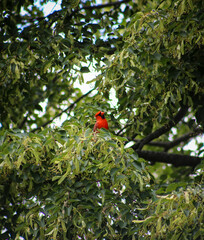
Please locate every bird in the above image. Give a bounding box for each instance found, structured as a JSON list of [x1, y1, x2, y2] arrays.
[[93, 111, 109, 132]]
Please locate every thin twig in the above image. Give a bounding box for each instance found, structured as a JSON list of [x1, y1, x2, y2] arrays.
[[81, 0, 130, 10], [32, 88, 95, 132], [116, 123, 131, 135]]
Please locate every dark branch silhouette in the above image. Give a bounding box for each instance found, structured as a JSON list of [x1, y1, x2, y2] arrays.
[[149, 128, 203, 151], [137, 105, 189, 150], [32, 88, 95, 132], [128, 127, 203, 151], [135, 150, 202, 167], [81, 0, 130, 10], [116, 123, 131, 135]]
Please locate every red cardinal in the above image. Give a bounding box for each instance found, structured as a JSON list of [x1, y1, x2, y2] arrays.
[[93, 111, 109, 132]]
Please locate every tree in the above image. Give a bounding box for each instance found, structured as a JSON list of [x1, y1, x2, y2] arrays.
[[0, 0, 203, 239]]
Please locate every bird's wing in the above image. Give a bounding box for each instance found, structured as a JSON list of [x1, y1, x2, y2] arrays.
[[93, 122, 99, 132]]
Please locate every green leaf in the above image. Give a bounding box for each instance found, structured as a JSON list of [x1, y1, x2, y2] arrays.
[[153, 52, 162, 61], [58, 170, 69, 184], [110, 167, 119, 178], [187, 0, 193, 9]]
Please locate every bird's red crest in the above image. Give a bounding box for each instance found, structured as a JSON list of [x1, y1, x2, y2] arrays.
[[95, 111, 104, 117]]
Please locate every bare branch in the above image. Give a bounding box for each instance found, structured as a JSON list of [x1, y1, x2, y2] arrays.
[[163, 128, 203, 151], [116, 123, 131, 135], [129, 127, 203, 151], [32, 88, 95, 132], [81, 0, 131, 10], [135, 150, 202, 167], [137, 105, 189, 150]]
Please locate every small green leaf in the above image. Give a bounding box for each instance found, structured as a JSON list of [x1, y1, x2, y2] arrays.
[[58, 171, 69, 184], [110, 167, 119, 178], [187, 0, 193, 9], [52, 176, 61, 181]]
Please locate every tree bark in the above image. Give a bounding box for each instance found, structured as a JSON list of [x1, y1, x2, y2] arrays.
[[135, 150, 202, 167]]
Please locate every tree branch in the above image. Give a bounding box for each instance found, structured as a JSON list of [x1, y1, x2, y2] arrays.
[[129, 127, 203, 151], [32, 88, 95, 132], [162, 128, 203, 151], [81, 0, 131, 10], [116, 123, 131, 135], [137, 105, 189, 150], [135, 150, 202, 167]]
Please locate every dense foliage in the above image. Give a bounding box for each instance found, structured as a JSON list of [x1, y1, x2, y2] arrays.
[[0, 0, 204, 239]]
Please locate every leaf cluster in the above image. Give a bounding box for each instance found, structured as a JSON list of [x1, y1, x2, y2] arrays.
[[0, 126, 151, 239], [135, 186, 204, 240]]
